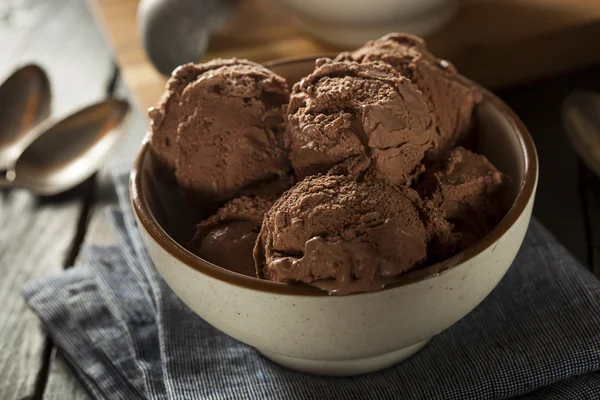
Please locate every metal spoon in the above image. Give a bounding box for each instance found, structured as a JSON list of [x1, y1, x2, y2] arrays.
[[0, 64, 51, 170], [562, 90, 600, 178], [0, 99, 131, 195]]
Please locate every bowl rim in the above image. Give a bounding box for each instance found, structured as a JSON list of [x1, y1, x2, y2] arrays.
[[130, 55, 538, 297]]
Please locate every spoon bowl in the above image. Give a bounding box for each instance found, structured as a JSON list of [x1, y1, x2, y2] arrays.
[[5, 99, 130, 195], [562, 90, 600, 178], [0, 64, 51, 168]]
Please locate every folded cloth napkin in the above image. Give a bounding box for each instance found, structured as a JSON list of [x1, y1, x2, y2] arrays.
[[23, 165, 600, 400]]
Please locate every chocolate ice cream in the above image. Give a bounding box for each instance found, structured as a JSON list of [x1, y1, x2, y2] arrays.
[[189, 196, 273, 277], [149, 59, 291, 203], [417, 147, 511, 243], [287, 59, 434, 185], [149, 59, 243, 172], [254, 173, 428, 294], [153, 34, 516, 296], [414, 199, 462, 263], [336, 33, 482, 160]]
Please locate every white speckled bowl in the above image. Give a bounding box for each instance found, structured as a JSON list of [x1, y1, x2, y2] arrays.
[[130, 57, 538, 376]]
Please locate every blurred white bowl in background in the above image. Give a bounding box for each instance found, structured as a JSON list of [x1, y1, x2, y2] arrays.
[[271, 0, 460, 47]]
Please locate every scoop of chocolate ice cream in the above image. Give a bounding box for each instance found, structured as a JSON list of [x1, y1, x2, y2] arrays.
[[287, 59, 434, 185], [176, 60, 291, 202], [149, 59, 291, 202], [417, 147, 511, 243], [336, 33, 482, 161], [189, 196, 273, 277], [254, 173, 428, 294], [149, 59, 244, 172]]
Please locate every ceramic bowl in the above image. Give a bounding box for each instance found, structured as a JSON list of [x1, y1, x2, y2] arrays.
[[270, 0, 459, 47], [130, 57, 538, 376]]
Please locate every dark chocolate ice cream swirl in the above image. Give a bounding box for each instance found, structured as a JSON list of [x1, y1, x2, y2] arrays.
[[149, 59, 252, 172], [417, 147, 511, 247], [287, 59, 435, 185], [254, 173, 428, 294], [149, 58, 292, 203], [335, 33, 482, 161], [189, 196, 273, 277]]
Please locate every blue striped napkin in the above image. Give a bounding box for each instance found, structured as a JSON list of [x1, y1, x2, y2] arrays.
[[23, 165, 600, 399]]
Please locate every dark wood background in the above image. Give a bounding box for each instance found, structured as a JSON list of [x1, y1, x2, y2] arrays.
[[0, 0, 599, 398]]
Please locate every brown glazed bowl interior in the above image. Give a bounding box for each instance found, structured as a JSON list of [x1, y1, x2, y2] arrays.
[[130, 56, 538, 297]]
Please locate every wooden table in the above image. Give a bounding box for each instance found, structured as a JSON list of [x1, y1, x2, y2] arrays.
[[0, 1, 599, 398], [91, 0, 600, 112], [0, 1, 145, 398]]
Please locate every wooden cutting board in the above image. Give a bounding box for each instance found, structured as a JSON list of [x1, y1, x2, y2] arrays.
[[90, 0, 600, 113]]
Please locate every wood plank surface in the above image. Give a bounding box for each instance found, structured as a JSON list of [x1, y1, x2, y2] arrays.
[[0, 191, 83, 400], [497, 65, 600, 267], [0, 0, 113, 117], [90, 0, 600, 112], [0, 0, 114, 398], [43, 352, 90, 400], [42, 73, 148, 400], [40, 181, 121, 400]]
